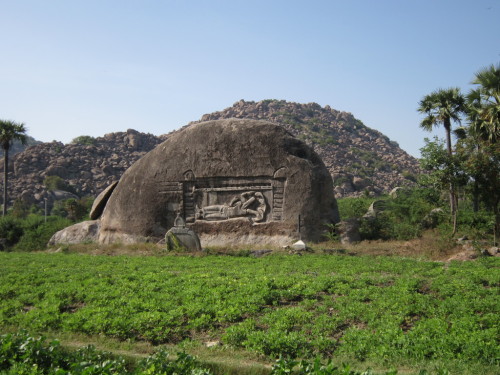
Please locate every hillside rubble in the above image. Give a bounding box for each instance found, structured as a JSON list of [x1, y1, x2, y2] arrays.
[[7, 129, 164, 208]]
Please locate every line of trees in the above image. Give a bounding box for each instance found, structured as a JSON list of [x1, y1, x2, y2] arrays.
[[418, 63, 500, 243]]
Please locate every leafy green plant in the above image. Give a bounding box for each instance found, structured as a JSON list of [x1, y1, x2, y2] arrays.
[[52, 197, 92, 221], [337, 197, 373, 220], [0, 216, 23, 250], [71, 135, 97, 146], [0, 253, 498, 369], [13, 216, 72, 251], [43, 176, 79, 196], [0, 331, 213, 374]]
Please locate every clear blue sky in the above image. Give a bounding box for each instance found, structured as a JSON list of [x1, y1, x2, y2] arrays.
[[1, 0, 499, 157]]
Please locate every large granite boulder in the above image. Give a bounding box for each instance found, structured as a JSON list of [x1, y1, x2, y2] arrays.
[[98, 119, 340, 246]]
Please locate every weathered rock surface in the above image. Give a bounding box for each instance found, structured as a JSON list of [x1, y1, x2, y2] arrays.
[[48, 220, 100, 245], [336, 219, 361, 244], [99, 119, 339, 246]]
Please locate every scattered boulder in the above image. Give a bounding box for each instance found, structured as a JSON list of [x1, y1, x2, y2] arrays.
[[89, 181, 118, 220], [363, 200, 387, 219], [49, 190, 79, 201], [352, 177, 370, 191], [389, 187, 403, 198], [482, 246, 499, 257], [336, 219, 361, 244], [291, 240, 307, 251], [48, 220, 100, 245]]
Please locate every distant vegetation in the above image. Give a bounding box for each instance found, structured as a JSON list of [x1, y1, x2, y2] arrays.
[[43, 175, 75, 193], [0, 175, 93, 252], [417, 63, 500, 241], [336, 187, 494, 243], [332, 63, 499, 245], [71, 135, 97, 146]]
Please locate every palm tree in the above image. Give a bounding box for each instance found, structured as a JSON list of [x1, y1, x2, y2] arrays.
[[466, 64, 500, 244], [418, 88, 466, 233], [467, 64, 500, 143], [0, 120, 27, 216]]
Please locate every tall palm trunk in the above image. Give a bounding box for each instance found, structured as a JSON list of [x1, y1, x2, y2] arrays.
[[3, 146, 8, 217], [444, 118, 458, 234]]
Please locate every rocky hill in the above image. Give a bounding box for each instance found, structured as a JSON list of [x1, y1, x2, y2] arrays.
[[4, 100, 419, 210], [191, 100, 420, 197], [6, 129, 165, 208]]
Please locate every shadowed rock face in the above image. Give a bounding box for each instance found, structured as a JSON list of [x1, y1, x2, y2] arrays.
[[98, 119, 339, 246]]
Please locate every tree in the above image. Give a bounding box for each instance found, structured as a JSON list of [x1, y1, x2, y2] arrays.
[[0, 120, 27, 216], [418, 88, 466, 233], [463, 64, 500, 244], [467, 63, 500, 142]]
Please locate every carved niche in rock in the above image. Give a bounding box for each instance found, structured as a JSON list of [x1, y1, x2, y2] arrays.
[[98, 119, 339, 246]]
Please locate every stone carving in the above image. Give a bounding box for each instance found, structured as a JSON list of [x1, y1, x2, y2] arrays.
[[165, 212, 202, 251], [196, 191, 267, 222], [97, 118, 340, 246]]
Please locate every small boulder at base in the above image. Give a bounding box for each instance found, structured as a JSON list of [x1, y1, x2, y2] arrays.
[[99, 119, 340, 246], [291, 240, 307, 251], [48, 220, 100, 245]]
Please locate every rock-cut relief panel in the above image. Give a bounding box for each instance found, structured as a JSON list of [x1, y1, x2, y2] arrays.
[[177, 170, 286, 224], [196, 191, 267, 223]]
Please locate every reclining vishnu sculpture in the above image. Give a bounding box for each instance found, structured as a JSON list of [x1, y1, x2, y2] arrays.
[[196, 191, 267, 223]]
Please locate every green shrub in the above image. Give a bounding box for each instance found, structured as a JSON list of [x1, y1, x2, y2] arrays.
[[71, 135, 96, 146], [339, 188, 447, 241], [337, 197, 373, 220], [0, 217, 23, 250], [43, 176, 78, 195], [52, 197, 93, 221], [9, 199, 36, 219], [13, 217, 72, 251]]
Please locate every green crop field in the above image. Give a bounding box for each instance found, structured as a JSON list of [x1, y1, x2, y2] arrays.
[[0, 252, 498, 374]]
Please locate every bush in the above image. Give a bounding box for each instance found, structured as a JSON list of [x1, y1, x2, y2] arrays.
[[71, 135, 96, 146], [52, 197, 93, 221], [0, 217, 23, 250], [337, 197, 373, 220], [9, 199, 32, 219], [339, 188, 446, 241], [43, 176, 78, 195], [51, 197, 94, 222], [13, 216, 72, 251]]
